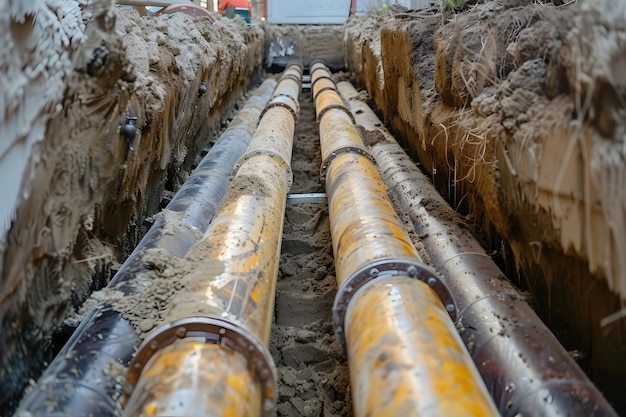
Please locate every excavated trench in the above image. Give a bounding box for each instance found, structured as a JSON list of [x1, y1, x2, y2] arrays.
[[2, 1, 626, 416]]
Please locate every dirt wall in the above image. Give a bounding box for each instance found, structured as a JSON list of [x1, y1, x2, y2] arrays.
[[0, 0, 263, 408], [266, 24, 345, 69], [345, 0, 626, 411]]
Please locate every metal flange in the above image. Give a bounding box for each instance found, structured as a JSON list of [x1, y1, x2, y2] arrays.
[[332, 258, 456, 354], [319, 144, 376, 185], [316, 103, 356, 125], [232, 148, 294, 189], [260, 93, 300, 122], [125, 316, 277, 416]]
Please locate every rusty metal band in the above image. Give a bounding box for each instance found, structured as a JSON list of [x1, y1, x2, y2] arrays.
[[332, 258, 456, 353], [319, 145, 375, 184], [260, 94, 299, 121], [233, 148, 294, 189], [309, 60, 328, 75], [312, 75, 336, 98], [125, 316, 277, 416], [285, 60, 303, 74], [317, 103, 356, 125], [279, 72, 302, 85]]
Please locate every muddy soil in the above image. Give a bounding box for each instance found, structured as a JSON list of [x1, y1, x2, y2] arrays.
[[345, 0, 626, 411]]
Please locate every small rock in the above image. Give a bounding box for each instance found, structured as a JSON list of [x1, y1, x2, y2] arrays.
[[139, 319, 155, 333]]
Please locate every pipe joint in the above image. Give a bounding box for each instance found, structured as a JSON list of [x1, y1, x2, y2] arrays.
[[319, 145, 375, 184], [332, 258, 456, 353], [317, 103, 356, 125], [312, 76, 336, 100], [309, 60, 328, 76], [261, 94, 300, 122], [125, 316, 277, 416], [233, 148, 294, 189]]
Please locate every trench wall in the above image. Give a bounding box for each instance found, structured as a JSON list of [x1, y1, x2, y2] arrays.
[[0, 0, 264, 408], [345, 1, 626, 411]]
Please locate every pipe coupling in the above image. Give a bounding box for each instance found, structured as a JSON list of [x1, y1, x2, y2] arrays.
[[312, 76, 337, 100], [232, 148, 294, 189], [124, 316, 277, 416], [316, 100, 355, 125], [332, 258, 456, 354], [260, 93, 300, 122], [319, 144, 376, 185]]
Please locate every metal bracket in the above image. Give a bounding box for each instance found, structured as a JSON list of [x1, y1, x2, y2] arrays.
[[286, 193, 327, 205], [332, 258, 456, 354]]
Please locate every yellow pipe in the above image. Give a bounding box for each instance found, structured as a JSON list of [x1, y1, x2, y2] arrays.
[[326, 152, 418, 288], [346, 277, 498, 417], [123, 341, 261, 417], [312, 77, 336, 100], [314, 62, 499, 417], [123, 64, 301, 417]]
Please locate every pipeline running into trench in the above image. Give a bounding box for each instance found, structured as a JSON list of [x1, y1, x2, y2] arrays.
[[15, 78, 280, 416], [311, 61, 499, 417], [335, 81, 618, 417], [16, 61, 617, 417]]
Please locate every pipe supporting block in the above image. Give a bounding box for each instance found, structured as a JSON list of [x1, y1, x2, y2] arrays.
[[332, 258, 456, 354], [125, 316, 277, 416]]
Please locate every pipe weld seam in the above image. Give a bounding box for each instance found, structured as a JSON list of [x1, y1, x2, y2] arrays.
[[456, 291, 526, 323], [124, 316, 277, 416], [260, 95, 300, 121], [331, 258, 456, 354], [434, 251, 492, 272], [233, 149, 294, 189], [319, 145, 376, 184]]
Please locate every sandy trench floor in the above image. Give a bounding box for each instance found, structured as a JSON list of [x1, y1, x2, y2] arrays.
[[270, 89, 353, 417]]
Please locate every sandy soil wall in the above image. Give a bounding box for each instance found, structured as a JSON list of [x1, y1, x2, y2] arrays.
[[345, 0, 626, 411], [266, 24, 345, 69], [0, 0, 263, 408]]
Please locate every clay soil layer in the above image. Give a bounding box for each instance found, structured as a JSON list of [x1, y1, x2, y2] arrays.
[[345, 0, 626, 412]]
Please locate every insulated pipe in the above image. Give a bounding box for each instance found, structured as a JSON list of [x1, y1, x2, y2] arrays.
[[337, 80, 619, 417], [15, 79, 278, 417], [314, 63, 499, 417], [122, 64, 302, 417]]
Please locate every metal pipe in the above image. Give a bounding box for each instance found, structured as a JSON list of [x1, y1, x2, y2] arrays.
[[15, 79, 278, 417], [337, 80, 619, 417], [122, 64, 302, 417], [314, 63, 499, 417]]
